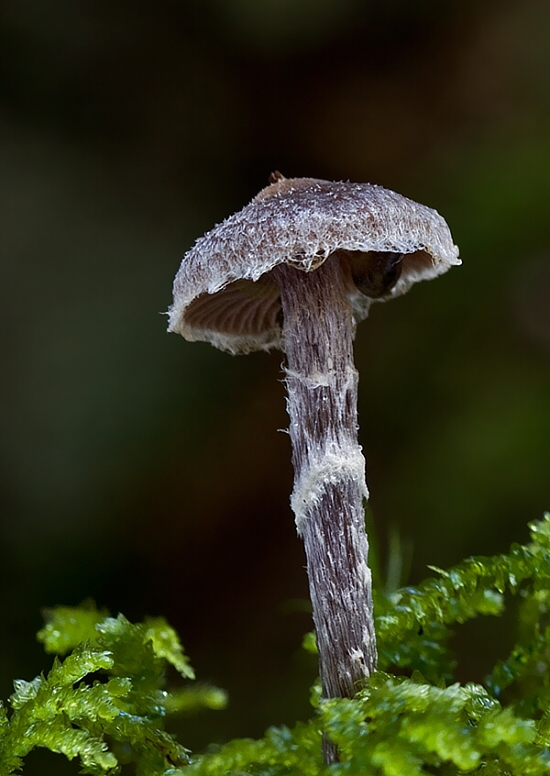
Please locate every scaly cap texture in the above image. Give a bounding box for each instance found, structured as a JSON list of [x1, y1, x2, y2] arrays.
[[168, 176, 460, 354]]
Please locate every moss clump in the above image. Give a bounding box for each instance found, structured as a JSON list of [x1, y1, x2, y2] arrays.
[[2, 515, 550, 775]]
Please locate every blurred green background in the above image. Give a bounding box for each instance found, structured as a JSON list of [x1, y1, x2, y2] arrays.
[[1, 0, 549, 764]]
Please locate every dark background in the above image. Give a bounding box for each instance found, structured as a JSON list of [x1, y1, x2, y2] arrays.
[[1, 0, 550, 763]]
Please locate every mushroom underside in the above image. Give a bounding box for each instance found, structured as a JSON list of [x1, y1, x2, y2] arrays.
[[183, 248, 436, 339]]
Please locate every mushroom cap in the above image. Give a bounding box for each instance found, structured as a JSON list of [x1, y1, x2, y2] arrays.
[[168, 176, 460, 354]]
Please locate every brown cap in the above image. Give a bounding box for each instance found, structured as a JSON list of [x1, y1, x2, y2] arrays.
[[168, 176, 460, 354]]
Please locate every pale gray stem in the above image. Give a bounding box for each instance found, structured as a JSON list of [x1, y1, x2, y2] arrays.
[[272, 256, 377, 710]]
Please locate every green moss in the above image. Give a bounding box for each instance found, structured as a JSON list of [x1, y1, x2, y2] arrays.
[[0, 605, 226, 775], [2, 515, 550, 774]]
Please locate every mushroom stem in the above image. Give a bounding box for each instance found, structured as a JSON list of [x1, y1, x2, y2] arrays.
[[272, 256, 377, 706]]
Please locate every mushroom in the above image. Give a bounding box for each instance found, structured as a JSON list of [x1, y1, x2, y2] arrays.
[[168, 173, 459, 730]]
